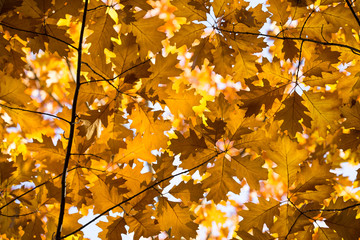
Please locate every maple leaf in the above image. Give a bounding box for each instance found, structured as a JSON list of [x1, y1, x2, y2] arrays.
[[266, 136, 308, 186], [212, 40, 235, 77], [237, 228, 273, 240], [231, 155, 268, 190], [238, 78, 284, 117], [111, 34, 152, 83], [78, 105, 113, 140], [172, 0, 208, 22], [272, 203, 320, 237], [128, 103, 171, 149], [238, 197, 279, 231], [190, 37, 215, 69], [170, 23, 206, 48], [291, 160, 335, 202], [157, 197, 198, 239], [125, 207, 161, 239], [335, 129, 360, 151], [0, 71, 31, 106], [268, 0, 291, 26], [169, 179, 203, 205], [87, 4, 117, 59], [22, 216, 45, 240], [121, 12, 166, 58], [2, 0, 360, 239], [66, 168, 92, 208], [113, 134, 157, 164], [90, 173, 128, 214], [169, 129, 208, 160], [303, 91, 341, 136], [197, 118, 226, 144], [202, 155, 242, 203], [275, 92, 312, 137], [27, 135, 66, 174], [282, 39, 298, 60], [98, 216, 127, 240], [232, 48, 259, 83], [141, 53, 182, 98], [164, 83, 203, 117], [0, 156, 16, 185], [153, 152, 177, 188], [340, 100, 360, 130], [325, 208, 360, 240]]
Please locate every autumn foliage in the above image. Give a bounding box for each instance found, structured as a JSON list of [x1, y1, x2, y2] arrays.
[[1, 0, 360, 239]]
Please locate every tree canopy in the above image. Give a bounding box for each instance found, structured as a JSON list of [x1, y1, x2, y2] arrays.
[[1, 0, 360, 239]]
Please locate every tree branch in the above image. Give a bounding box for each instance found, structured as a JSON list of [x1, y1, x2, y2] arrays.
[[81, 58, 152, 84], [0, 166, 80, 212], [70, 153, 105, 160], [0, 103, 71, 124], [0, 211, 38, 218], [213, 27, 360, 55], [81, 61, 118, 90], [285, 199, 360, 239], [55, 1, 88, 239], [345, 0, 360, 27], [61, 151, 220, 238], [0, 22, 78, 50]]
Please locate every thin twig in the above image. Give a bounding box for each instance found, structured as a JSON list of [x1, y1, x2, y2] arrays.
[[65, 57, 76, 83], [345, 0, 360, 27], [55, 1, 88, 239], [81, 61, 118, 90], [304, 202, 360, 213], [0, 211, 38, 217], [113, 58, 152, 80], [81, 58, 152, 85], [0, 22, 78, 50], [214, 27, 360, 54], [295, 41, 304, 84], [0, 103, 71, 124], [61, 151, 220, 238], [87, 3, 119, 12], [0, 166, 80, 212], [294, 9, 314, 84], [70, 153, 105, 160]]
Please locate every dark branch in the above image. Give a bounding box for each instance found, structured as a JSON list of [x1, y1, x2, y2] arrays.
[[61, 151, 220, 238], [81, 58, 152, 85], [0, 103, 71, 124], [0, 166, 80, 212], [55, 1, 89, 239], [305, 202, 360, 213], [345, 0, 360, 27], [70, 153, 105, 160], [0, 22, 78, 50], [112, 58, 152, 80], [0, 211, 38, 217], [285, 199, 360, 239], [214, 27, 360, 55], [87, 3, 118, 12], [81, 61, 118, 90]]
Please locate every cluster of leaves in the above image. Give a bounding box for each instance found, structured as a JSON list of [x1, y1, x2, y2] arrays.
[[1, 0, 360, 239]]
